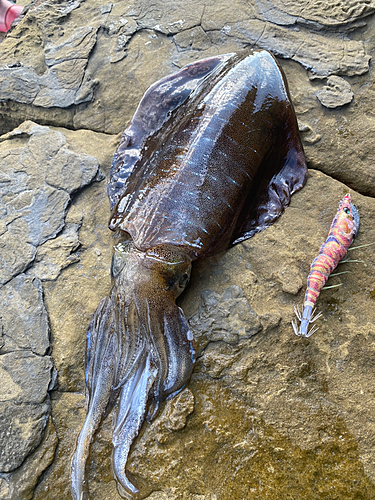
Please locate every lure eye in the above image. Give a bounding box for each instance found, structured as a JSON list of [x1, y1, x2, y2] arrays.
[[343, 207, 350, 215]]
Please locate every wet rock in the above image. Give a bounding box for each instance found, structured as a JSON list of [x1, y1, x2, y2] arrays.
[[0, 0, 375, 498], [0, 275, 49, 354], [0, 0, 372, 137], [155, 389, 195, 444], [298, 122, 322, 145], [280, 56, 375, 198], [0, 121, 100, 285], [316, 76, 354, 108], [115, 170, 375, 499], [28, 138, 375, 495], [37, 159, 374, 499]]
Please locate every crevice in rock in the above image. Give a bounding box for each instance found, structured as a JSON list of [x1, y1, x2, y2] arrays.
[[309, 167, 375, 200]]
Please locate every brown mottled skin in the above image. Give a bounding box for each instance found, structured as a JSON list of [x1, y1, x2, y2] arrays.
[[71, 50, 307, 500]]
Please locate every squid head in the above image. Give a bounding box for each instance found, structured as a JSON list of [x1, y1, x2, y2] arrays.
[[71, 242, 195, 500]]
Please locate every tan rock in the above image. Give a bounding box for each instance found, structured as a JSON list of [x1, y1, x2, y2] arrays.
[[0, 122, 116, 496], [316, 76, 354, 108]]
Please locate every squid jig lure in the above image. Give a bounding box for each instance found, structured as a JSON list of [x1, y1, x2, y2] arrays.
[[292, 194, 360, 338]]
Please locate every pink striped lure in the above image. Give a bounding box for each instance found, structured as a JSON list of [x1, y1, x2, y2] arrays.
[[292, 194, 360, 338]]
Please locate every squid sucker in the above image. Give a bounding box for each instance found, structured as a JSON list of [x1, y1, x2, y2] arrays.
[[71, 50, 308, 499]]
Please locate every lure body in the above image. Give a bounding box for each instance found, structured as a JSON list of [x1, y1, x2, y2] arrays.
[[71, 50, 308, 500], [292, 194, 360, 337]]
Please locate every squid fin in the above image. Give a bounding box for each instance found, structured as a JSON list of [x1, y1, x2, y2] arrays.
[[230, 58, 308, 245]]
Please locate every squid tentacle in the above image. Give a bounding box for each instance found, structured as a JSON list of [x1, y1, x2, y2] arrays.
[[71, 296, 118, 500], [72, 247, 195, 499], [112, 354, 157, 497], [136, 297, 168, 417], [162, 306, 195, 395], [111, 301, 194, 496], [114, 298, 146, 391]]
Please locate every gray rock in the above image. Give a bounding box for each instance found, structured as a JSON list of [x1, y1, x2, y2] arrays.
[[0, 350, 53, 472], [27, 221, 82, 281], [253, 0, 375, 28], [226, 19, 370, 77], [0, 232, 36, 288], [0, 401, 50, 472], [316, 75, 354, 108], [0, 26, 98, 108], [0, 351, 53, 472], [0, 351, 53, 405], [0, 122, 114, 497], [0, 275, 49, 355], [0, 417, 58, 500], [190, 285, 263, 348], [0, 121, 100, 285], [0, 0, 372, 136], [0, 66, 39, 104]]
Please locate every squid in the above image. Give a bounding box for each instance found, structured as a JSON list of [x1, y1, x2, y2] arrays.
[[71, 49, 308, 499]]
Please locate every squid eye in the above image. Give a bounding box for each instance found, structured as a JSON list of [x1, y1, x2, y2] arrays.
[[178, 273, 190, 289], [111, 251, 127, 278], [344, 207, 350, 214]]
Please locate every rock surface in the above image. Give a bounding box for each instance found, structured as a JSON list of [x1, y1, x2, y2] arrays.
[[0, 0, 372, 136], [316, 76, 354, 109], [0, 121, 114, 498], [0, 0, 375, 499], [0, 121, 100, 285]]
